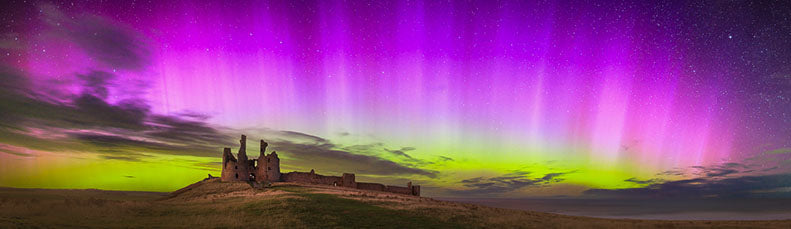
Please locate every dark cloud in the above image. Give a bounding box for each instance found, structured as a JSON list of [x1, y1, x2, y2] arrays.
[[0, 148, 32, 157], [145, 114, 232, 147], [77, 71, 114, 99], [764, 148, 791, 155], [0, 4, 437, 180], [1, 67, 425, 178], [383, 147, 440, 168], [0, 66, 230, 159], [705, 169, 738, 177], [657, 169, 686, 176], [276, 130, 331, 144], [192, 161, 223, 171], [270, 138, 437, 178], [506, 170, 532, 176], [584, 173, 791, 199], [624, 177, 662, 185], [41, 4, 151, 71], [689, 162, 751, 178], [93, 145, 153, 162], [586, 160, 791, 199], [541, 173, 564, 180], [384, 147, 414, 159], [0, 67, 29, 95], [232, 129, 439, 178], [1, 4, 430, 179], [453, 171, 569, 195], [69, 126, 230, 159], [0, 5, 234, 154], [123, 175, 135, 179], [655, 161, 780, 180], [340, 143, 385, 154], [0, 3, 434, 185], [101, 155, 142, 162], [74, 133, 172, 151], [71, 94, 149, 129], [438, 156, 454, 161], [583, 160, 791, 199]]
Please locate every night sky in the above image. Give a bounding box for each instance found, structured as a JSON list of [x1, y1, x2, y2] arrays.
[[0, 0, 790, 198]]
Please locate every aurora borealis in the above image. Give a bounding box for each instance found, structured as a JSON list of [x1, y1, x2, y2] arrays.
[[1, 0, 790, 198]]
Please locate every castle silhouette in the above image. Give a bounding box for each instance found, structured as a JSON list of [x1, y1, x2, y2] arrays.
[[221, 135, 420, 196]]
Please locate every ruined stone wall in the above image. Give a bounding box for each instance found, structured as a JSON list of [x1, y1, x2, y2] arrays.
[[282, 171, 419, 196], [356, 182, 385, 192], [316, 174, 342, 186], [280, 171, 312, 183], [342, 173, 356, 188], [385, 185, 412, 195], [281, 171, 342, 186]]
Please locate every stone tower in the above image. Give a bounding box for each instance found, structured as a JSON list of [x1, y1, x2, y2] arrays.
[[260, 140, 268, 156], [221, 147, 241, 181], [265, 151, 281, 182], [251, 139, 281, 183], [222, 135, 257, 182], [238, 135, 248, 162]]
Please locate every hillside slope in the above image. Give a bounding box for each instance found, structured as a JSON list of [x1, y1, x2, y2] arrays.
[[1, 179, 790, 228]]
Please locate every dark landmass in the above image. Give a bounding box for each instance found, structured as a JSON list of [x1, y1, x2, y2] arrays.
[[439, 197, 791, 220], [1, 179, 790, 228]]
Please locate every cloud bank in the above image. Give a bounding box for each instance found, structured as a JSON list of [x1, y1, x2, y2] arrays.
[[585, 162, 791, 199]]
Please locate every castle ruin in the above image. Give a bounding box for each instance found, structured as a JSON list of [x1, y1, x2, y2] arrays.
[[221, 135, 420, 196]]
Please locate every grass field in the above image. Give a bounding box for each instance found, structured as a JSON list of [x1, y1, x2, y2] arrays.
[[1, 178, 790, 228]]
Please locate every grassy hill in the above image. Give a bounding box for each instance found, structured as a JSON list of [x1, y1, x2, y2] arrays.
[[1, 178, 790, 228]]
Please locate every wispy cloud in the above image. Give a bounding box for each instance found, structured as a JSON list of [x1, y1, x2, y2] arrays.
[[451, 170, 571, 195], [1, 64, 435, 179], [260, 131, 437, 178], [384, 147, 415, 159], [624, 177, 663, 185], [0, 144, 34, 157], [102, 155, 142, 162], [764, 148, 791, 155], [0, 5, 232, 162], [585, 173, 791, 199], [586, 161, 791, 199]]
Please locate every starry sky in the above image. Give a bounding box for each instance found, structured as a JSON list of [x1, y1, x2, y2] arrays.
[[0, 0, 790, 198]]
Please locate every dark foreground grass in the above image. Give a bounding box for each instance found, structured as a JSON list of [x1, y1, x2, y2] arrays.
[[259, 185, 468, 228], [289, 193, 466, 228]]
